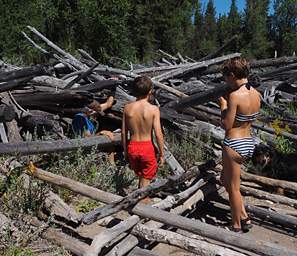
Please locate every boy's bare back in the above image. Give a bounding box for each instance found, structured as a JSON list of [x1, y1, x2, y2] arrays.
[[124, 100, 160, 142]]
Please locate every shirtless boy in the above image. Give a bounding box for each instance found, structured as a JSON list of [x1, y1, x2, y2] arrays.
[[122, 76, 164, 193]]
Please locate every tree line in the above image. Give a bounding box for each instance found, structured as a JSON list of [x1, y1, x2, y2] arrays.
[[0, 0, 296, 65]]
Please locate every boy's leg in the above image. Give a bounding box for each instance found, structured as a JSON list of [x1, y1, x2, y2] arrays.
[[139, 177, 151, 204]]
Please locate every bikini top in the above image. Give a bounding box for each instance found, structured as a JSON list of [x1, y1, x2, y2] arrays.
[[234, 82, 259, 122], [235, 112, 259, 122]]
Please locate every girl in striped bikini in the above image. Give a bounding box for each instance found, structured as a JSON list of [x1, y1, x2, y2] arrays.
[[219, 58, 261, 233]]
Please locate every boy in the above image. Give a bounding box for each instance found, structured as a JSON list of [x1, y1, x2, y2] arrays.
[[122, 76, 164, 194]]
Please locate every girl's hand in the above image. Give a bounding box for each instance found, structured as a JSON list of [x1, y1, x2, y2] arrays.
[[218, 96, 227, 106]]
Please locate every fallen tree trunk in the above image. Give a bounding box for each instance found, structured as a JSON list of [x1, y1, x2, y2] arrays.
[[30, 217, 89, 256], [28, 167, 296, 256], [132, 224, 246, 256], [0, 133, 121, 156], [153, 53, 241, 82], [43, 191, 81, 223], [82, 163, 214, 224], [241, 170, 297, 194], [245, 204, 297, 229], [84, 215, 139, 256], [241, 185, 297, 209], [0, 65, 51, 83]]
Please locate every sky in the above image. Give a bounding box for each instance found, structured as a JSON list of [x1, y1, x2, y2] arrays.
[[200, 0, 274, 17]]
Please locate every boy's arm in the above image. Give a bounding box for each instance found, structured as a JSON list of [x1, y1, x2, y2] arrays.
[[121, 108, 128, 161], [153, 107, 164, 166]]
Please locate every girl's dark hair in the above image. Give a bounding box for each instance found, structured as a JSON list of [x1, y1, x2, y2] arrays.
[[222, 57, 250, 79], [132, 76, 153, 97]]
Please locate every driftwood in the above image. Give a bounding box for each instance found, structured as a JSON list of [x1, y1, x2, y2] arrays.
[[105, 176, 218, 256], [0, 133, 121, 156], [241, 185, 297, 209], [82, 162, 215, 224], [84, 215, 139, 256], [43, 191, 81, 223], [246, 204, 297, 229], [28, 167, 296, 256], [241, 170, 297, 194], [30, 217, 89, 256], [127, 248, 162, 256], [0, 65, 51, 83], [132, 224, 246, 256], [153, 53, 241, 82]]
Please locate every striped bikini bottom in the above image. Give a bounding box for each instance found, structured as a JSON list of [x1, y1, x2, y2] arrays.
[[223, 137, 255, 159]]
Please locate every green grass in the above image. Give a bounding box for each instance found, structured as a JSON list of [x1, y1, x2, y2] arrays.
[[1, 247, 36, 256]]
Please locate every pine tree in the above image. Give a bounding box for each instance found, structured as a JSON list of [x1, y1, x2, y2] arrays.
[[200, 0, 218, 56], [192, 0, 204, 58], [272, 0, 297, 56], [227, 0, 241, 36], [243, 0, 273, 58], [217, 14, 229, 46]]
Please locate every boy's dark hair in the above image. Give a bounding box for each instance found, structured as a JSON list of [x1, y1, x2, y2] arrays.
[[132, 76, 153, 97], [222, 57, 250, 79]]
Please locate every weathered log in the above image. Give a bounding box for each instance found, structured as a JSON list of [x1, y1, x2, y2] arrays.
[[0, 65, 51, 83], [132, 224, 246, 256], [28, 167, 296, 256], [65, 62, 99, 89], [127, 248, 163, 256], [82, 161, 216, 224], [201, 56, 297, 75], [157, 49, 179, 62], [69, 79, 120, 93], [31, 75, 77, 89], [84, 215, 139, 256], [241, 170, 297, 194], [30, 217, 89, 256], [105, 181, 221, 256], [0, 76, 33, 92], [82, 165, 203, 224], [153, 53, 241, 82], [0, 133, 121, 156], [43, 191, 81, 223], [198, 35, 238, 61], [12, 91, 93, 108], [241, 185, 297, 209], [164, 145, 185, 176], [246, 204, 297, 229]]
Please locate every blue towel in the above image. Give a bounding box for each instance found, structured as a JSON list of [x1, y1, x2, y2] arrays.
[[72, 113, 96, 136]]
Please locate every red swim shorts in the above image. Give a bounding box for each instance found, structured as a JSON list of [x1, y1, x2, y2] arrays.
[[127, 141, 158, 180]]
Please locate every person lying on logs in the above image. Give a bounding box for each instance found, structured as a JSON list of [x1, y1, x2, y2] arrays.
[[122, 76, 164, 204], [72, 96, 116, 164], [218, 57, 261, 233]]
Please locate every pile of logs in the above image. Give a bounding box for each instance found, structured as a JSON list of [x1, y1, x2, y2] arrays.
[[1, 26, 297, 255]]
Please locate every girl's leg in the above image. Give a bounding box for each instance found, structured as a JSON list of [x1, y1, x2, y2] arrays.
[[222, 146, 244, 228]]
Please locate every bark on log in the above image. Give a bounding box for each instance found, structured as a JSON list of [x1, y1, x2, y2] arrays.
[[0, 65, 51, 83], [0, 76, 33, 92], [0, 133, 121, 156], [127, 248, 163, 256], [241, 170, 297, 194], [241, 185, 297, 209], [84, 215, 139, 256], [28, 167, 296, 256], [153, 53, 241, 82], [132, 224, 246, 256], [30, 217, 89, 256], [43, 191, 81, 223], [245, 204, 297, 229], [201, 56, 297, 75], [82, 162, 215, 224]]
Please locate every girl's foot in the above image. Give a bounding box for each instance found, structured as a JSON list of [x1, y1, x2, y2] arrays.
[[224, 225, 243, 233], [241, 216, 253, 232]]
